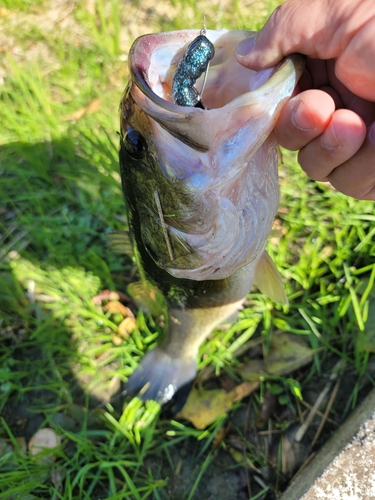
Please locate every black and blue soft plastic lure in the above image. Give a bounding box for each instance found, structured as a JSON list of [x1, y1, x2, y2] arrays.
[[172, 31, 215, 108]]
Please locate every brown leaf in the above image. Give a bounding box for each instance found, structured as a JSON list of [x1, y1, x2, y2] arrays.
[[239, 359, 267, 380], [51, 466, 65, 491], [213, 426, 226, 448], [118, 316, 136, 338], [281, 425, 311, 479], [264, 333, 312, 375], [229, 446, 246, 464], [256, 391, 277, 427], [92, 290, 120, 305], [178, 388, 232, 429], [16, 437, 27, 455], [63, 98, 101, 121], [178, 381, 258, 429], [231, 381, 259, 403], [92, 289, 134, 306], [104, 300, 130, 317], [112, 335, 123, 345], [240, 332, 312, 380]]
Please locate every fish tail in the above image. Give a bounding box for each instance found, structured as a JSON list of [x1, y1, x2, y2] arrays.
[[124, 347, 196, 404]]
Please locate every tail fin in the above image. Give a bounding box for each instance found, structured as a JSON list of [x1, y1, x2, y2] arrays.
[[124, 347, 197, 404]]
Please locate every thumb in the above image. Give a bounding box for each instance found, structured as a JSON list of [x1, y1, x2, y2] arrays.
[[235, 16, 285, 70]]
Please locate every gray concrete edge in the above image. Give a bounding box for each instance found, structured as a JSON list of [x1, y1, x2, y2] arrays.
[[280, 387, 375, 500]]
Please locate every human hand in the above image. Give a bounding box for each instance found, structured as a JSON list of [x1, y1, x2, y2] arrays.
[[236, 0, 375, 200]]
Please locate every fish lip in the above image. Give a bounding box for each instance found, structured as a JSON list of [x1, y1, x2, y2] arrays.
[[129, 30, 203, 113]]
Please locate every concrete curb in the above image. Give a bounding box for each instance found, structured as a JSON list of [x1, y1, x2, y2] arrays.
[[280, 387, 375, 499]]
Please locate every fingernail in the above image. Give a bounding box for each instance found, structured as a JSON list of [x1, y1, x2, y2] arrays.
[[236, 35, 256, 57], [322, 123, 341, 150], [292, 100, 316, 131]]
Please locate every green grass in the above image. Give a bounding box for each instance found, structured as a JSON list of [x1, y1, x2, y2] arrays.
[[1, 0, 375, 498]]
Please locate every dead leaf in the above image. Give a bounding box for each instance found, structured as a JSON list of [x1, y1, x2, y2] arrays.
[[241, 332, 312, 380], [269, 228, 284, 245], [281, 425, 311, 479], [112, 335, 123, 345], [231, 381, 260, 403], [239, 359, 267, 380], [16, 437, 27, 455], [229, 446, 246, 464], [104, 300, 131, 317], [319, 246, 334, 260], [265, 333, 313, 375], [256, 391, 277, 427], [28, 428, 62, 464], [51, 466, 66, 490], [92, 290, 120, 304], [213, 426, 226, 448], [92, 289, 134, 307], [63, 98, 101, 121], [125, 307, 134, 318], [178, 388, 231, 429], [118, 316, 136, 338], [229, 446, 261, 473], [178, 381, 258, 429]]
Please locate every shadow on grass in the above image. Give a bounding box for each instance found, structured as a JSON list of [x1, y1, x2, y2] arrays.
[[0, 137, 135, 491], [1, 138, 242, 500]]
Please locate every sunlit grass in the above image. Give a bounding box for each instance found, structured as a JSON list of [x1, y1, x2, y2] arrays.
[[1, 0, 375, 498]]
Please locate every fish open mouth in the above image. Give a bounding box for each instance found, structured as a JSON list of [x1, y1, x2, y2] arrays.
[[127, 29, 304, 155], [129, 29, 304, 111], [133, 30, 276, 109]]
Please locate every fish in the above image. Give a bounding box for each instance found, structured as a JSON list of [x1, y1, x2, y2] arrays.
[[118, 29, 304, 404]]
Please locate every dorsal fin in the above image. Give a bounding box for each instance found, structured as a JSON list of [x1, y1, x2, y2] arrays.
[[107, 230, 134, 255]]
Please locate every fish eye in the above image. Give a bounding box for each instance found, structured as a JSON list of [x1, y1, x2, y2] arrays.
[[124, 129, 147, 159]]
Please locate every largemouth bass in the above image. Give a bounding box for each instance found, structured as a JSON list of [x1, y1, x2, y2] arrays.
[[119, 29, 304, 404]]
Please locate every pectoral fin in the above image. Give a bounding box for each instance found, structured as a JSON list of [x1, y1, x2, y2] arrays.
[[107, 230, 134, 255], [254, 251, 288, 305]]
